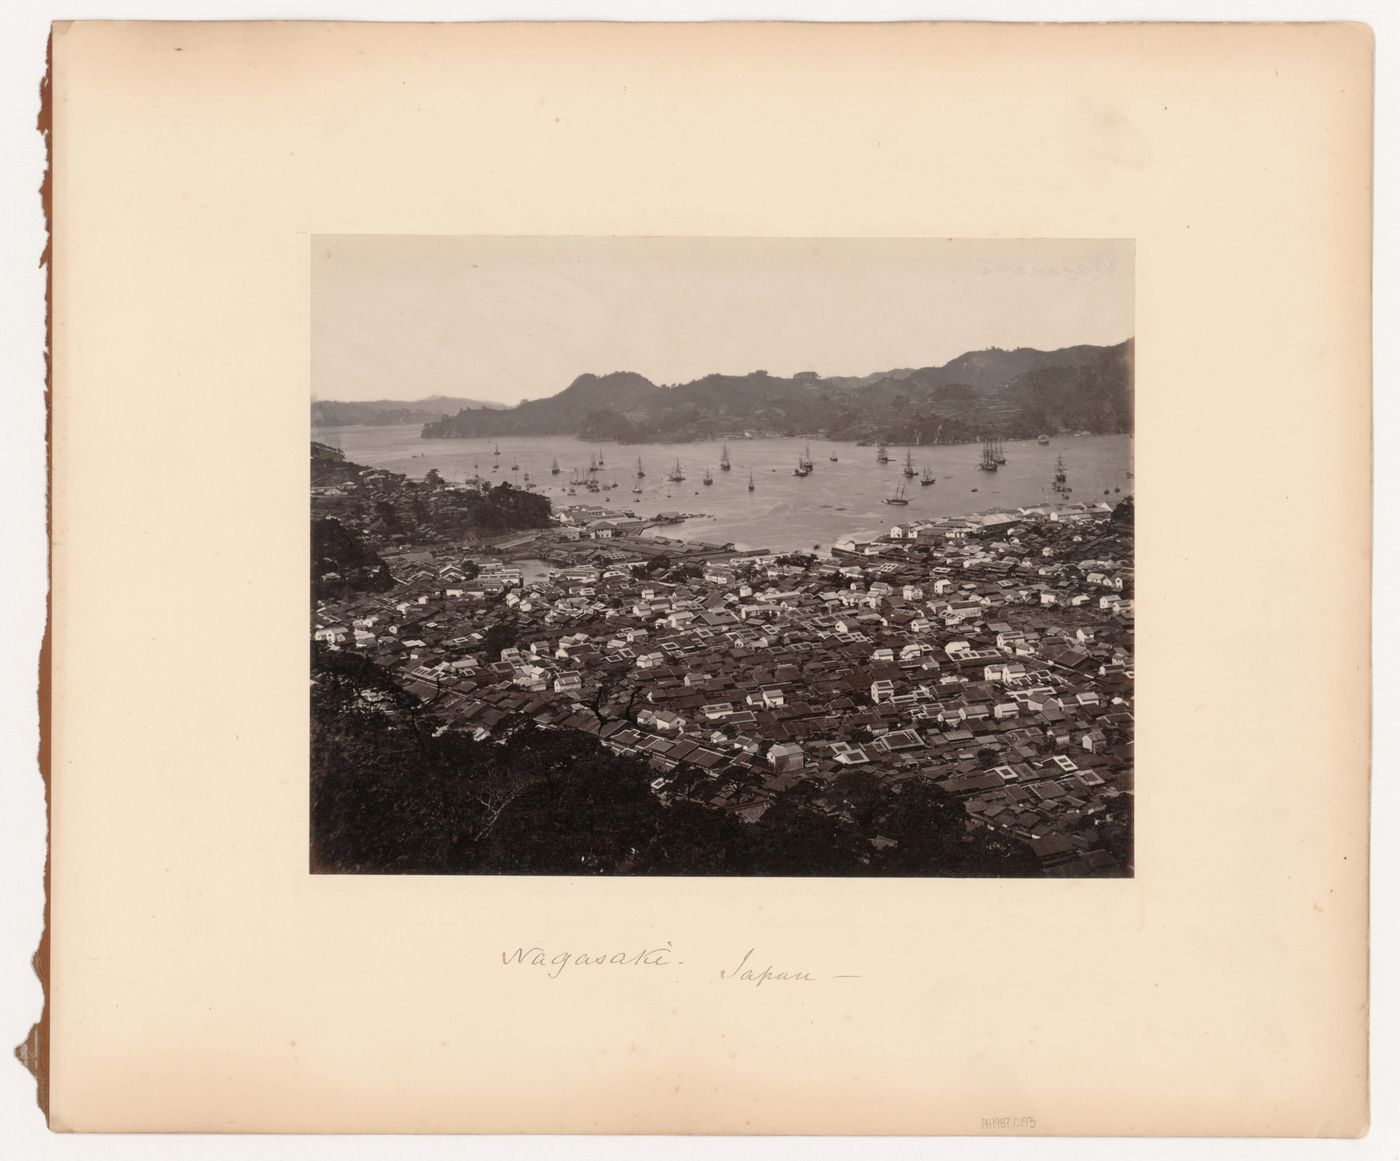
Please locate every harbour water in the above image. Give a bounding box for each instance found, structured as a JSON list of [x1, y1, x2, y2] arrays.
[[313, 424, 1133, 554]]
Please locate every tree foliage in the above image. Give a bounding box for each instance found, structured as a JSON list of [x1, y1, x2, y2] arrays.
[[311, 648, 1050, 877]]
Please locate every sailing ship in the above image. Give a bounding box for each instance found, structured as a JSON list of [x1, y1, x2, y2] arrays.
[[511, 459, 520, 471], [550, 458, 561, 474], [632, 478, 643, 494], [876, 443, 890, 464], [720, 444, 732, 471], [493, 443, 501, 456], [703, 467, 714, 486], [587, 452, 600, 473], [636, 457, 646, 478], [747, 471, 755, 492], [801, 446, 815, 472], [993, 439, 1007, 465], [903, 449, 916, 478], [920, 466, 936, 486], [829, 452, 839, 462], [978, 439, 999, 472], [883, 482, 910, 506], [668, 460, 686, 483], [793, 454, 812, 477], [1052, 454, 1070, 494]]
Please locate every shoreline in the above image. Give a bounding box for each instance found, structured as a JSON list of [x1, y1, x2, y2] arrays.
[[444, 495, 1129, 574]]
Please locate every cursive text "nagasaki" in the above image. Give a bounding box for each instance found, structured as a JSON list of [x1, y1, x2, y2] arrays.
[[502, 942, 676, 980], [501, 944, 858, 985]]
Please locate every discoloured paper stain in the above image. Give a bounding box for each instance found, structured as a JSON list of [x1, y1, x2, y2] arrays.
[[17, 23, 55, 1127]]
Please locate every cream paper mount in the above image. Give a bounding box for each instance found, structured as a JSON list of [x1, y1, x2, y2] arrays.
[[39, 20, 1370, 1135]]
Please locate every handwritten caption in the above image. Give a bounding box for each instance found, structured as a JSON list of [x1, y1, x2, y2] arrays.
[[501, 944, 861, 986]]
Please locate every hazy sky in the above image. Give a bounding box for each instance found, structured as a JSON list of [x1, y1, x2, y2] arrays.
[[311, 236, 1133, 404]]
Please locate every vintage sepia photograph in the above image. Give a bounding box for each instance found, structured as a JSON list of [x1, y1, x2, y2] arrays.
[[310, 236, 1134, 877]]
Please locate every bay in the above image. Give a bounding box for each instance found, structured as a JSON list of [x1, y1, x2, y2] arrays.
[[312, 424, 1133, 555]]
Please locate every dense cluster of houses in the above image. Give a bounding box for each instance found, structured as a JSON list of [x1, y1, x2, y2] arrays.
[[313, 501, 1134, 875]]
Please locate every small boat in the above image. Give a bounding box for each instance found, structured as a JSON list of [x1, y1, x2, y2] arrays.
[[703, 468, 714, 486], [493, 444, 501, 456], [511, 460, 520, 471], [876, 443, 890, 464], [829, 453, 838, 462], [1037, 434, 1050, 445], [971, 487, 978, 493], [636, 457, 646, 478], [550, 459, 560, 475]]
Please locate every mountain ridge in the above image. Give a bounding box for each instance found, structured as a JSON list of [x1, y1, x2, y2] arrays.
[[419, 340, 1133, 444], [311, 395, 509, 427]]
